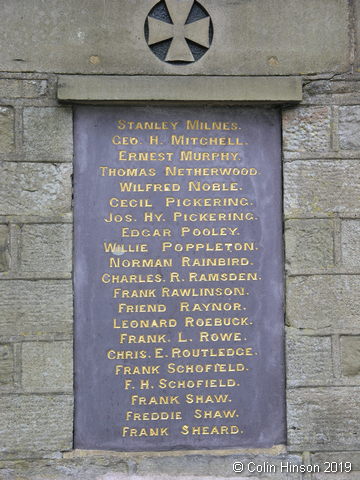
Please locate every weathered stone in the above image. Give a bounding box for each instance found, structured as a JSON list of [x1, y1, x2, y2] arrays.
[[0, 162, 72, 216], [284, 161, 360, 217], [0, 344, 14, 387], [287, 387, 360, 451], [58, 75, 302, 103], [0, 107, 15, 153], [340, 336, 360, 376], [0, 280, 73, 338], [286, 333, 333, 386], [0, 395, 73, 457], [135, 454, 302, 478], [23, 107, 72, 160], [0, 79, 47, 98], [287, 275, 360, 331], [311, 451, 360, 470], [22, 341, 72, 392], [0, 0, 349, 75], [341, 220, 360, 268], [303, 80, 333, 96], [0, 225, 9, 272], [314, 475, 359, 480], [0, 469, 247, 480], [303, 80, 360, 103], [338, 106, 360, 149], [354, 0, 360, 74], [0, 457, 128, 480], [283, 107, 331, 152], [285, 219, 334, 272], [312, 474, 359, 480], [20, 224, 72, 274]]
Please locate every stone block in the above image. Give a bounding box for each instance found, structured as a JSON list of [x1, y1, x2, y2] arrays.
[[339, 106, 360, 149], [313, 475, 359, 480], [284, 161, 360, 217], [58, 75, 302, 103], [135, 454, 302, 478], [287, 275, 360, 331], [20, 224, 72, 275], [22, 341, 72, 392], [0, 457, 128, 479], [287, 387, 360, 451], [0, 79, 47, 98], [283, 106, 331, 152], [23, 107, 73, 160], [341, 220, 360, 268], [0, 0, 349, 75], [0, 395, 73, 457], [311, 451, 360, 470], [0, 162, 72, 216], [340, 336, 360, 376], [286, 333, 333, 386], [0, 107, 15, 153], [0, 344, 14, 387], [285, 219, 334, 272], [0, 280, 73, 338], [0, 225, 9, 272], [354, 0, 360, 74]]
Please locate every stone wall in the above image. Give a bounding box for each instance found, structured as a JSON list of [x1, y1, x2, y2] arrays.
[[1, 0, 360, 479]]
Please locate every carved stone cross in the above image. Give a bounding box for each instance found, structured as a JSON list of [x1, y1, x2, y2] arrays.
[[148, 0, 210, 62]]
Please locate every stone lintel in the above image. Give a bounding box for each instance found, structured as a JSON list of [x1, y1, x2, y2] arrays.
[[57, 75, 302, 104]]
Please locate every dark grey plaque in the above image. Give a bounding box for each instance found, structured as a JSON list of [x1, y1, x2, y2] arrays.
[[74, 106, 285, 451]]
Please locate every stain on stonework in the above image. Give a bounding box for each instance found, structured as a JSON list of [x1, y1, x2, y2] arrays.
[[89, 55, 101, 65], [268, 56, 280, 66]]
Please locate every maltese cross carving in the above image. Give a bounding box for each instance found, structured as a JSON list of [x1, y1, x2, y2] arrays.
[[146, 0, 212, 63]]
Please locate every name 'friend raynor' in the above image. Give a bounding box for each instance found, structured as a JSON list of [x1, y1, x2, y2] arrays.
[[117, 120, 240, 131]]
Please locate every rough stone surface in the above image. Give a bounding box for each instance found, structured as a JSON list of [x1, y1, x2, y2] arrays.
[[134, 454, 302, 478], [287, 275, 360, 331], [0, 344, 14, 388], [340, 336, 360, 376], [341, 220, 360, 268], [287, 387, 360, 451], [0, 460, 303, 480], [302, 80, 360, 106], [0, 225, 9, 272], [0, 458, 128, 480], [0, 106, 15, 153], [312, 475, 360, 480], [338, 106, 360, 149], [285, 219, 334, 273], [58, 75, 302, 103], [284, 161, 360, 217], [355, 0, 360, 70], [22, 341, 73, 392], [0, 280, 73, 338], [0, 79, 47, 98], [20, 224, 72, 275], [0, 395, 73, 458], [0, 0, 349, 75], [0, 162, 72, 215], [311, 451, 360, 470], [286, 333, 333, 386], [282, 106, 331, 152], [23, 107, 73, 160]]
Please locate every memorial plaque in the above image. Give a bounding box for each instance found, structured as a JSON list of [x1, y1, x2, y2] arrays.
[[74, 106, 285, 451]]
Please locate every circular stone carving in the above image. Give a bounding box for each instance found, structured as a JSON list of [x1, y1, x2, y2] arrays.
[[145, 0, 213, 64]]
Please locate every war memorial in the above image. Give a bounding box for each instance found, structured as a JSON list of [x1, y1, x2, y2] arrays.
[[0, 1, 359, 478]]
